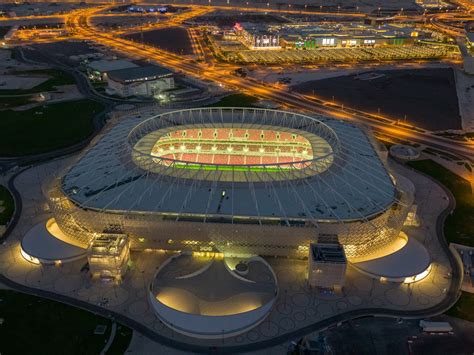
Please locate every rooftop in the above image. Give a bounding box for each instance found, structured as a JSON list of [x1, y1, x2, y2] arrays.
[[353, 235, 431, 280], [88, 234, 128, 256], [87, 59, 138, 73], [60, 108, 396, 223], [153, 256, 276, 316], [21, 219, 86, 263], [239, 22, 425, 40], [107, 65, 173, 83], [311, 243, 346, 263]]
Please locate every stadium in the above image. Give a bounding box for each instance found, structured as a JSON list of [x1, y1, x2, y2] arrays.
[[43, 107, 415, 261], [19, 107, 435, 338]]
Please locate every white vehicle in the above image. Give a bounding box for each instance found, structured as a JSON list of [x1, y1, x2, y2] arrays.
[[419, 320, 453, 333]]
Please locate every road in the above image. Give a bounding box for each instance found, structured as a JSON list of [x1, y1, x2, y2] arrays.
[[59, 6, 474, 162], [2, 4, 473, 164]]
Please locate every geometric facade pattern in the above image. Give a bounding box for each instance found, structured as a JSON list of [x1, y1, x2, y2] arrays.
[[46, 108, 413, 259]]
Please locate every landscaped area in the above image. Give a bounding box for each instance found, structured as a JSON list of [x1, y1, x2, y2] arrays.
[[447, 292, 474, 322], [0, 69, 79, 109], [407, 159, 474, 322], [0, 185, 14, 226], [407, 159, 474, 246], [0, 69, 76, 95], [0, 290, 132, 355], [0, 99, 105, 156], [207, 93, 259, 108], [0, 26, 11, 39]]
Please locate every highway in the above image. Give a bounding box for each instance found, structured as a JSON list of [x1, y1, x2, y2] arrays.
[[3, 4, 473, 162], [60, 6, 474, 161]]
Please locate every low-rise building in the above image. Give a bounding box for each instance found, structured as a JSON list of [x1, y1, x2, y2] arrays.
[[229, 22, 427, 50], [88, 234, 130, 281], [87, 59, 139, 80], [308, 242, 347, 290], [106, 65, 174, 98], [233, 22, 281, 50]]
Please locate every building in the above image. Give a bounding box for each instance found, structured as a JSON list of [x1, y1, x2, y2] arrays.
[[21, 107, 435, 338], [308, 243, 347, 289], [278, 23, 424, 49], [415, 0, 450, 8], [106, 65, 174, 98], [45, 108, 414, 261], [87, 233, 130, 281], [233, 22, 281, 50], [227, 22, 427, 50], [87, 59, 139, 81], [149, 254, 278, 338]]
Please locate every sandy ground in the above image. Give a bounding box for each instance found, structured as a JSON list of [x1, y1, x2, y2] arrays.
[[0, 49, 50, 90], [0, 75, 48, 90], [10, 85, 84, 111], [249, 62, 452, 86], [293, 67, 461, 131], [454, 69, 474, 131], [0, 49, 49, 75]]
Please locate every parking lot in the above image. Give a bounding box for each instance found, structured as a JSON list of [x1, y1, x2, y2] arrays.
[[227, 45, 451, 64], [304, 316, 474, 355]]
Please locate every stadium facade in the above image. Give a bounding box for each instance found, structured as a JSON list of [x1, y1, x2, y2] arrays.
[[45, 108, 413, 261]]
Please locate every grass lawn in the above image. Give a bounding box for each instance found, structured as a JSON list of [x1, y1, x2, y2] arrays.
[[0, 69, 76, 95], [0, 290, 132, 355], [0, 26, 10, 38], [0, 184, 14, 225], [173, 162, 296, 172], [446, 292, 474, 322], [206, 93, 259, 108], [0, 95, 34, 109], [106, 324, 133, 355], [407, 159, 474, 246], [0, 99, 105, 156], [407, 160, 474, 323]]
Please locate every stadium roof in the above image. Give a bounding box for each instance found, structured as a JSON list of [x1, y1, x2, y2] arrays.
[[107, 65, 173, 83], [60, 108, 397, 224]]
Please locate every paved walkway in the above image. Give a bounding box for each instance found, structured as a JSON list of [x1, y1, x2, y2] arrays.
[[0, 152, 461, 352], [100, 322, 117, 355], [454, 69, 474, 131]]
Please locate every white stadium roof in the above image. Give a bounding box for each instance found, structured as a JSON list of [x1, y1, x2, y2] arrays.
[[61, 108, 397, 224]]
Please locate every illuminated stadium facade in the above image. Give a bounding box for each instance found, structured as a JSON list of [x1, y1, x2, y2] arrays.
[[46, 108, 413, 261]]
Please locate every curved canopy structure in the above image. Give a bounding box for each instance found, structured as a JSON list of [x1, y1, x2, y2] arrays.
[[149, 255, 277, 338], [352, 234, 431, 282], [21, 219, 86, 264]]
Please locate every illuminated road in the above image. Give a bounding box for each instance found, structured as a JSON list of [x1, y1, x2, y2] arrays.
[[3, 4, 473, 163], [58, 7, 473, 160]]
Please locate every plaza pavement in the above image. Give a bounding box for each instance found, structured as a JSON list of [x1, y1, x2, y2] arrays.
[[0, 150, 459, 351]]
